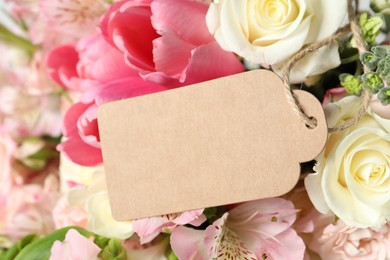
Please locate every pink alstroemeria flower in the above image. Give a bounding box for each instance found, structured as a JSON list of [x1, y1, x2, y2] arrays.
[[133, 209, 206, 245], [100, 0, 244, 86], [49, 228, 101, 260], [171, 198, 305, 260]]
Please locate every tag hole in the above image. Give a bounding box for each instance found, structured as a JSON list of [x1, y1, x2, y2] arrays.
[[305, 117, 318, 130]]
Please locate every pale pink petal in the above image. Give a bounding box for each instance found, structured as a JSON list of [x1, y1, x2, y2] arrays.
[[133, 217, 168, 245], [49, 229, 101, 260], [205, 214, 257, 259], [171, 226, 209, 260], [50, 241, 68, 260], [256, 229, 306, 260], [204, 213, 228, 256], [151, 0, 213, 45], [65, 229, 101, 258], [40, 0, 105, 38], [172, 209, 205, 226], [182, 42, 244, 85], [229, 198, 297, 238]]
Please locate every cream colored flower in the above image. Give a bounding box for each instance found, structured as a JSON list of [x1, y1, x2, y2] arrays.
[[305, 96, 390, 228], [206, 0, 347, 82], [59, 155, 133, 239], [66, 172, 134, 240]]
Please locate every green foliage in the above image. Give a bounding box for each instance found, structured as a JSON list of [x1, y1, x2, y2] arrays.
[[359, 13, 384, 45], [2, 234, 39, 260], [14, 226, 93, 260], [99, 238, 127, 260], [339, 73, 363, 95], [371, 45, 390, 58], [358, 45, 390, 106], [378, 87, 390, 105], [167, 249, 179, 260], [360, 52, 378, 70], [370, 0, 390, 32], [377, 55, 390, 77], [362, 72, 384, 93]]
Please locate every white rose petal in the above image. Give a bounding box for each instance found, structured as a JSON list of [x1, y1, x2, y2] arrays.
[[305, 96, 390, 228], [86, 191, 133, 240], [206, 0, 348, 82]]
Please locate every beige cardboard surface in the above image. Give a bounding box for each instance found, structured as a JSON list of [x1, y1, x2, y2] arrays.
[[98, 70, 328, 221]]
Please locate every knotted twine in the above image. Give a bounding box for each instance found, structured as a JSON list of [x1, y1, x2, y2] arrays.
[[282, 0, 371, 133]]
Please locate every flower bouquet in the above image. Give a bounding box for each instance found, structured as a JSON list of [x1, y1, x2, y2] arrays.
[[1, 0, 390, 259]]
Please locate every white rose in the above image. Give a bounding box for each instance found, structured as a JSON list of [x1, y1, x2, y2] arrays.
[[206, 0, 347, 82], [305, 96, 390, 228]]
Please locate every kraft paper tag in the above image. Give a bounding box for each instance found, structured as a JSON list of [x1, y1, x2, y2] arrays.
[[98, 70, 328, 221]]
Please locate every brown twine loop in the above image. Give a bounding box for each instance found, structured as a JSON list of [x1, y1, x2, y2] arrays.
[[281, 0, 371, 133]]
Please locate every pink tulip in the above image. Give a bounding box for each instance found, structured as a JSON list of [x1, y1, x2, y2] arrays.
[[47, 33, 137, 93], [49, 228, 101, 260], [59, 77, 168, 166], [100, 0, 244, 86], [47, 32, 169, 166]]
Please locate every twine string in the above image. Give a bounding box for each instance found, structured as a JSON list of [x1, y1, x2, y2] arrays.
[[282, 0, 371, 133]]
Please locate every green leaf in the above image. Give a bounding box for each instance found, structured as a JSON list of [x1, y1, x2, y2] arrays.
[[167, 249, 179, 260], [3, 234, 39, 260], [94, 235, 111, 249], [15, 226, 93, 260], [100, 238, 127, 260]]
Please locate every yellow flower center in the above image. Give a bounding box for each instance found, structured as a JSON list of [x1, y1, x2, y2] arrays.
[[256, 0, 299, 28], [370, 164, 385, 178]]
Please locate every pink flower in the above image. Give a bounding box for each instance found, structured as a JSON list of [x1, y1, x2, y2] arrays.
[[0, 174, 60, 241], [100, 0, 244, 86], [171, 198, 305, 260], [0, 134, 16, 191], [47, 32, 169, 166], [322, 87, 347, 107], [370, 97, 390, 120], [59, 77, 168, 166], [52, 196, 88, 229], [0, 87, 62, 138], [39, 0, 106, 38], [47, 33, 136, 93], [49, 228, 101, 260], [133, 209, 206, 244], [310, 221, 390, 259]]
